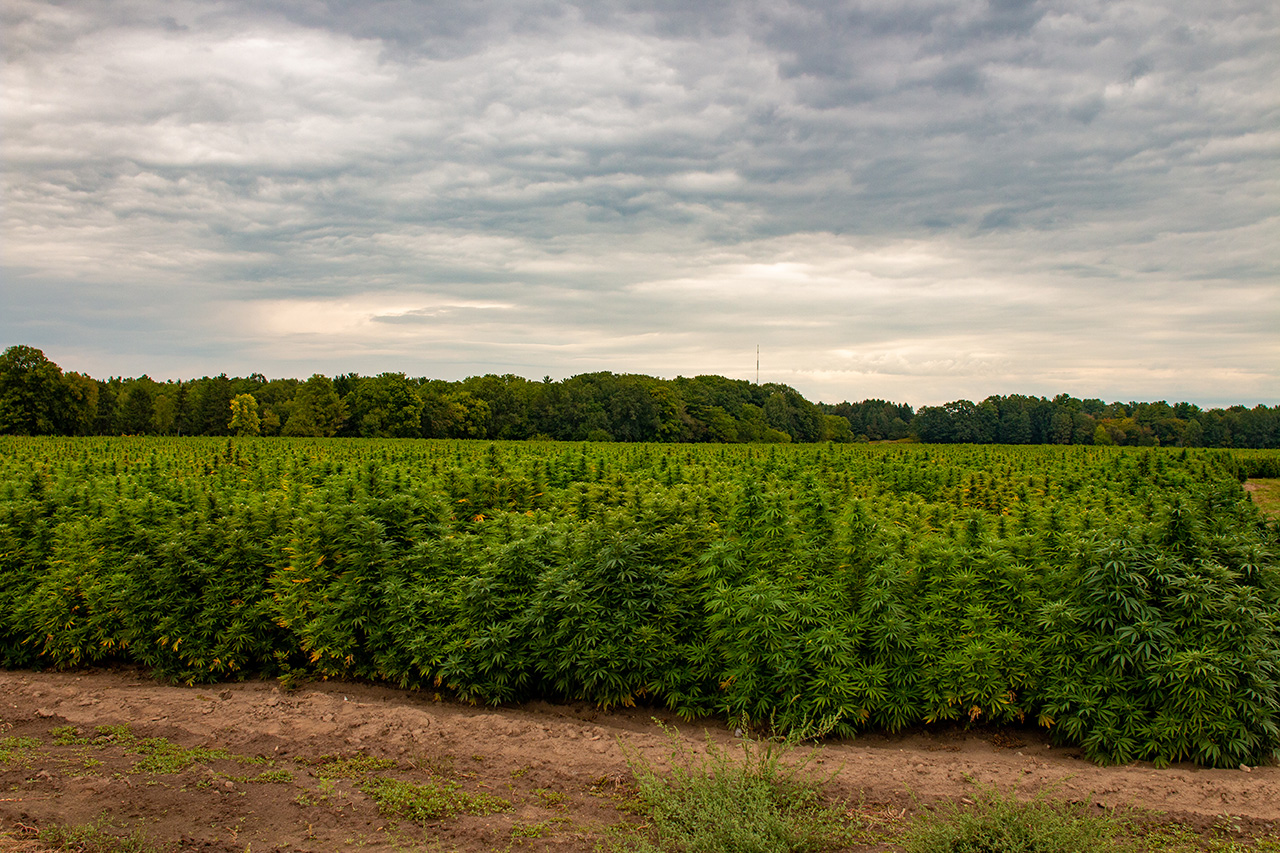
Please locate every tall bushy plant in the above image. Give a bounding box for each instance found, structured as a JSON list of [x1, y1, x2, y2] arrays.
[[528, 514, 689, 708], [272, 498, 393, 679], [434, 524, 555, 703], [1, 437, 1277, 768], [913, 541, 1041, 726], [1037, 491, 1280, 767], [14, 516, 132, 668]]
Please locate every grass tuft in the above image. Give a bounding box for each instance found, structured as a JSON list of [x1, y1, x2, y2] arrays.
[[0, 735, 42, 765], [902, 786, 1121, 853], [131, 737, 230, 774], [1246, 479, 1280, 520], [619, 721, 855, 853], [362, 776, 511, 822], [309, 752, 398, 779], [232, 767, 295, 783], [32, 819, 160, 852]]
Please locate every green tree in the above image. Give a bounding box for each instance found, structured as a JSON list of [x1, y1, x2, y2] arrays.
[[737, 403, 791, 443], [646, 383, 689, 440], [152, 391, 177, 435], [1072, 412, 1095, 445], [1048, 409, 1074, 444], [228, 393, 261, 436], [283, 374, 345, 437], [419, 385, 491, 438], [689, 404, 738, 442], [762, 386, 822, 442], [0, 345, 72, 435], [62, 371, 99, 435], [821, 413, 856, 442], [997, 399, 1033, 444], [1182, 418, 1204, 447], [251, 377, 300, 437], [117, 377, 157, 435], [913, 405, 954, 443], [458, 373, 530, 439], [182, 375, 234, 435], [344, 373, 424, 438]]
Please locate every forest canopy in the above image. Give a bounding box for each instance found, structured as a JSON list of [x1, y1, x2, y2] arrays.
[[1, 344, 1277, 447]]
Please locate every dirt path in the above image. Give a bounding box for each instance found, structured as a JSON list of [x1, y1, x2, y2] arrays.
[[1, 669, 1276, 851]]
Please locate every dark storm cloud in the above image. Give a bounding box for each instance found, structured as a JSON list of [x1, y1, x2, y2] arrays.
[[1, 0, 1276, 405]]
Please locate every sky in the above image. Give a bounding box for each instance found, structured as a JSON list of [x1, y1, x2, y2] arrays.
[[2, 0, 1277, 408]]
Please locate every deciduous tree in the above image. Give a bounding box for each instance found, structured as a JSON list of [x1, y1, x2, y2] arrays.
[[0, 345, 71, 435], [283, 375, 345, 437], [228, 393, 261, 436]]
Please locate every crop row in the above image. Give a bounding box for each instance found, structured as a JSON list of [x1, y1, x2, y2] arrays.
[[0, 437, 1277, 768]]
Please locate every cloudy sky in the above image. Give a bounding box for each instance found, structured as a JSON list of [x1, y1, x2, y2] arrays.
[[2, 0, 1277, 407]]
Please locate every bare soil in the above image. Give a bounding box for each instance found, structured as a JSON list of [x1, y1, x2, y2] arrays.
[[1, 668, 1277, 852]]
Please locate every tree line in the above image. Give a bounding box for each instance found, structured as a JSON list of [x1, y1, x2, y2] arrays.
[[1, 344, 1277, 447]]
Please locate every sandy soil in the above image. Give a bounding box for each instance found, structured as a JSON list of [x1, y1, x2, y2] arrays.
[[1, 669, 1277, 852]]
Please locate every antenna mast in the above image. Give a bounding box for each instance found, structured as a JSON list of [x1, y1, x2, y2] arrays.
[[756, 345, 759, 385]]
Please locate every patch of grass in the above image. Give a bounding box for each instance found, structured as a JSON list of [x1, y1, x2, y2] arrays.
[[1130, 822, 1280, 853], [510, 820, 552, 839], [49, 724, 245, 775], [93, 725, 134, 744], [901, 786, 1123, 853], [1246, 479, 1280, 520], [231, 768, 295, 784], [55, 752, 105, 776], [51, 723, 134, 747], [294, 778, 338, 807], [131, 737, 230, 774], [309, 752, 398, 779], [535, 787, 568, 810], [618, 722, 856, 853], [362, 776, 512, 822], [30, 819, 161, 852], [0, 735, 42, 765], [51, 724, 89, 746]]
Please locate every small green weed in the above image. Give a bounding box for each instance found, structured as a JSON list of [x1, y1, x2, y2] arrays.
[[51, 723, 134, 747], [93, 724, 134, 744], [618, 722, 855, 853], [901, 786, 1122, 853], [1130, 822, 1280, 853], [232, 768, 295, 783], [510, 820, 552, 839], [131, 737, 230, 773], [535, 787, 568, 809], [293, 776, 341, 806], [0, 735, 42, 764], [49, 724, 239, 775], [55, 753, 105, 776], [33, 818, 160, 852], [51, 725, 89, 745], [363, 776, 511, 822], [310, 752, 398, 779]]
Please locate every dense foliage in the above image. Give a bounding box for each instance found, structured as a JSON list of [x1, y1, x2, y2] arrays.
[[1, 437, 1277, 768], [3, 345, 1279, 447]]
